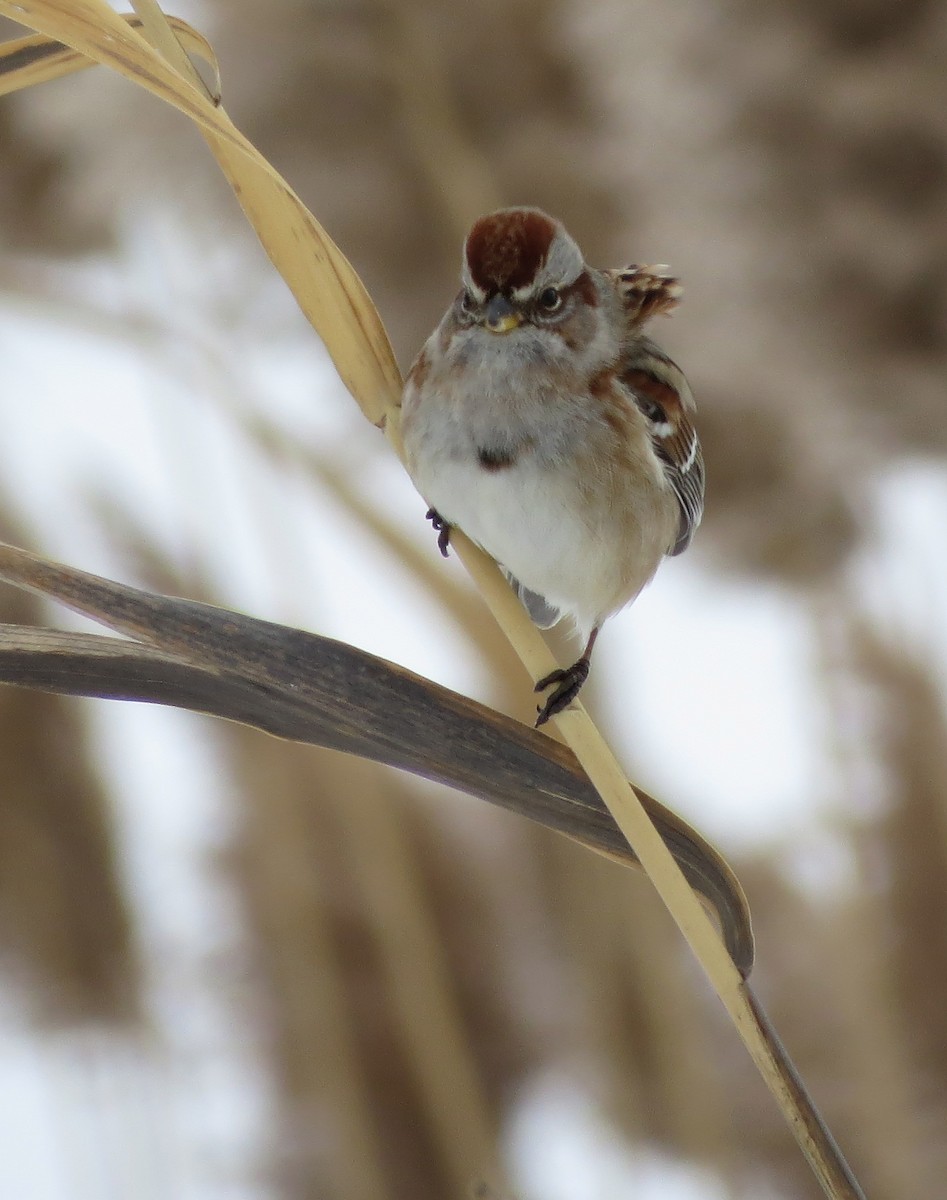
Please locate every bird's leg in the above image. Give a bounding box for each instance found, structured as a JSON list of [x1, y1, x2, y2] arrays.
[[425, 508, 451, 558], [534, 627, 600, 726]]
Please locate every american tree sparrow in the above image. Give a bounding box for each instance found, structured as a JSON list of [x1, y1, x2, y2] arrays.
[[401, 207, 703, 726]]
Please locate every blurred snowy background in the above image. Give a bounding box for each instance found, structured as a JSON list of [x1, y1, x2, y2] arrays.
[[0, 1, 945, 1197]]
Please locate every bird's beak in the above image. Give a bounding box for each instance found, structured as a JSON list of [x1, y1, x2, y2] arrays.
[[484, 293, 521, 334]]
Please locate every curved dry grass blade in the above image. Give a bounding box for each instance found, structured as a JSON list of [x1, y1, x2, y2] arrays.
[[0, 552, 751, 975], [0, 14, 220, 99], [128, 0, 216, 103], [0, 0, 402, 424]]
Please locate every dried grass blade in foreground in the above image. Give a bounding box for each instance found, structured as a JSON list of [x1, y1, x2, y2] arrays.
[[0, 7, 868, 1197], [0, 14, 220, 99], [0, 543, 752, 973]]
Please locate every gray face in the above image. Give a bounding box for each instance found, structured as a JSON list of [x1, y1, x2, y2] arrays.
[[456, 221, 590, 342]]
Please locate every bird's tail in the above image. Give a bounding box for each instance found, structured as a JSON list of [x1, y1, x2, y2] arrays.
[[503, 572, 561, 629]]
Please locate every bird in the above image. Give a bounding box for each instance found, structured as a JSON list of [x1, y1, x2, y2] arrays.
[[400, 206, 703, 726]]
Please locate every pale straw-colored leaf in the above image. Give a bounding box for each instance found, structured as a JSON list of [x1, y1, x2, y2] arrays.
[[0, 12, 219, 98]]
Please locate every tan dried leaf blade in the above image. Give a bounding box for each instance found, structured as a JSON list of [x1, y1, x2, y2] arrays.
[[0, 12, 220, 98]]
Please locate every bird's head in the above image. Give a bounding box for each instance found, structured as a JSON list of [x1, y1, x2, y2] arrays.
[[457, 207, 598, 340]]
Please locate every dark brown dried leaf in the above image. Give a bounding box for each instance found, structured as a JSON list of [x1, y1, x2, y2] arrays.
[[0, 540, 754, 974]]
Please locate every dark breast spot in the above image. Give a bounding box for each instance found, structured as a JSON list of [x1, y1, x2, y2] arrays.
[[477, 445, 518, 471]]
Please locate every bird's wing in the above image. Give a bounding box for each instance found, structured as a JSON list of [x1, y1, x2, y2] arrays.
[[619, 337, 704, 557]]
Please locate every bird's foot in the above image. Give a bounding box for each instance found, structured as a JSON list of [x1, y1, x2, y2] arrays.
[[425, 508, 451, 557], [534, 657, 590, 726]]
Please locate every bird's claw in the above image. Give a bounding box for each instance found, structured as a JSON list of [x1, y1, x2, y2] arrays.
[[425, 508, 451, 557], [534, 658, 591, 726]]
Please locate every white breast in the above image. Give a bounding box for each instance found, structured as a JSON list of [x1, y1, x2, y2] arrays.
[[401, 323, 675, 639]]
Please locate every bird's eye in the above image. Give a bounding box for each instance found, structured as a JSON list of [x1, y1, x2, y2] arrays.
[[538, 287, 561, 311]]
